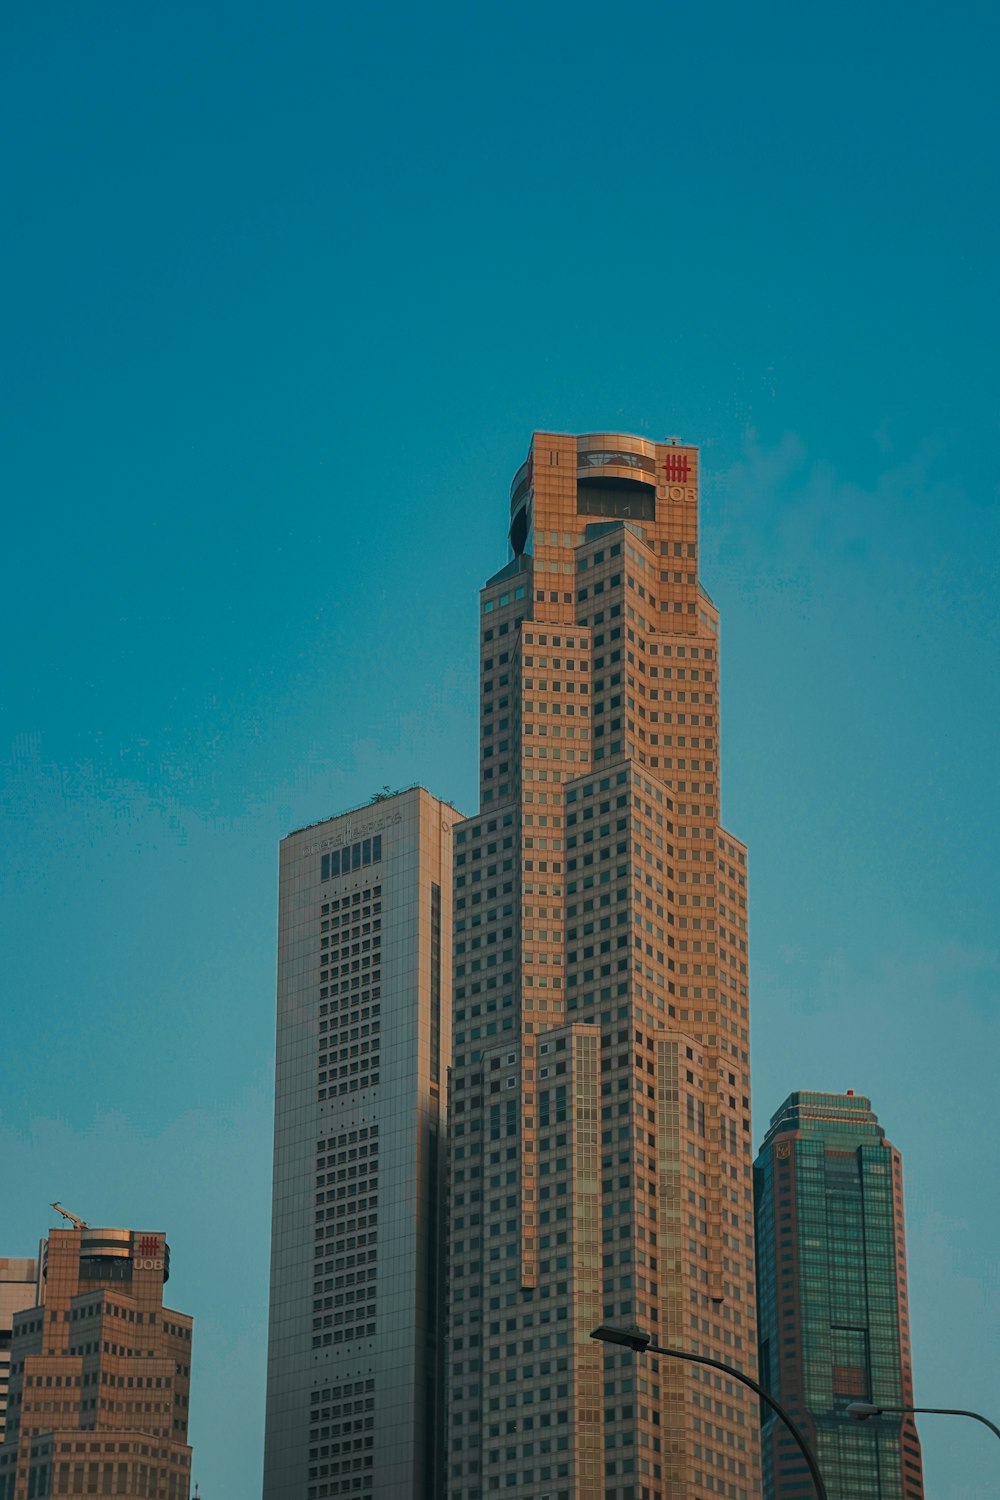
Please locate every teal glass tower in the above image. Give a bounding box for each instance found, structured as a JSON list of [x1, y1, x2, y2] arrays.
[[753, 1092, 924, 1500]]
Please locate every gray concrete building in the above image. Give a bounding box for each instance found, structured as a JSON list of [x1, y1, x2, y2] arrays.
[[264, 786, 458, 1500]]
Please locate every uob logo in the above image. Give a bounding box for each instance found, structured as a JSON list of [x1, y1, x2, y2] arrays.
[[134, 1234, 164, 1271], [663, 452, 691, 482]]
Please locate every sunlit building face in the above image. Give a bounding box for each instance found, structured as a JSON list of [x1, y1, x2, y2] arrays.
[[446, 432, 759, 1500]]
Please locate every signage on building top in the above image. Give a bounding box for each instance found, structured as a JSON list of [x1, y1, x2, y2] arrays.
[[133, 1234, 165, 1271], [302, 809, 403, 857]]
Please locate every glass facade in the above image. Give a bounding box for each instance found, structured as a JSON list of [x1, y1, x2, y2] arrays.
[[754, 1092, 924, 1499]]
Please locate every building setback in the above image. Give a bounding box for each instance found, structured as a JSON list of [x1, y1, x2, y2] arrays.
[[264, 786, 457, 1500], [754, 1091, 924, 1499], [446, 433, 759, 1500], [0, 1226, 193, 1500]]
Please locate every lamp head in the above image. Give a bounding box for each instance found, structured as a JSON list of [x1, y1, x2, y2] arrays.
[[845, 1402, 882, 1421], [590, 1324, 652, 1353]]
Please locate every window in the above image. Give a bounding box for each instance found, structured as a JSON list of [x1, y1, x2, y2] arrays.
[[321, 836, 384, 882]]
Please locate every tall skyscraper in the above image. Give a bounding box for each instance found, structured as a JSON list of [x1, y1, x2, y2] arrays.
[[446, 433, 759, 1500], [265, 786, 457, 1500], [754, 1091, 924, 1499], [0, 1225, 194, 1500], [0, 1259, 38, 1445]]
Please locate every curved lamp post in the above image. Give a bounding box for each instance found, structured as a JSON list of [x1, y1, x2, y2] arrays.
[[591, 1324, 828, 1500], [846, 1400, 1000, 1443]]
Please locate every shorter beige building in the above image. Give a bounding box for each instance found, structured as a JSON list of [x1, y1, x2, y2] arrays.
[[0, 1226, 193, 1500], [0, 1260, 39, 1446]]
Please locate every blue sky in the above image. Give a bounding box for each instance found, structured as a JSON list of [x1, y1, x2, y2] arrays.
[[2, 3, 997, 1496]]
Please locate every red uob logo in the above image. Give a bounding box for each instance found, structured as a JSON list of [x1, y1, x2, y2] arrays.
[[663, 453, 691, 482]]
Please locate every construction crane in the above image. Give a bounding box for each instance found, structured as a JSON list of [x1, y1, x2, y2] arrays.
[[51, 1202, 89, 1229]]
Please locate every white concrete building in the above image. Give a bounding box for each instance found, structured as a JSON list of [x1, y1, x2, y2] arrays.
[[264, 787, 457, 1500]]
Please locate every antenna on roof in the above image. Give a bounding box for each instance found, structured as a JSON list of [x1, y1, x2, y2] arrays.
[[51, 1203, 89, 1229]]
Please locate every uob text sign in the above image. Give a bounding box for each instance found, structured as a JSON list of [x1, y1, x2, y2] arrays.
[[133, 1234, 164, 1271]]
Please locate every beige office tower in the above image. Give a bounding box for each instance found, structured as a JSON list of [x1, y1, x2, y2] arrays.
[[446, 434, 758, 1500], [0, 1227, 193, 1500], [0, 1260, 39, 1446], [265, 786, 457, 1500]]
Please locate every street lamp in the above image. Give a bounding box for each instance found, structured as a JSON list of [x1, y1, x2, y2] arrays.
[[591, 1325, 828, 1500], [846, 1400, 1000, 1442]]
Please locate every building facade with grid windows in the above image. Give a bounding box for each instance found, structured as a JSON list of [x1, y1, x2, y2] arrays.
[[264, 787, 457, 1500], [0, 1226, 193, 1500], [0, 1260, 38, 1448], [445, 433, 760, 1500], [754, 1092, 924, 1499]]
